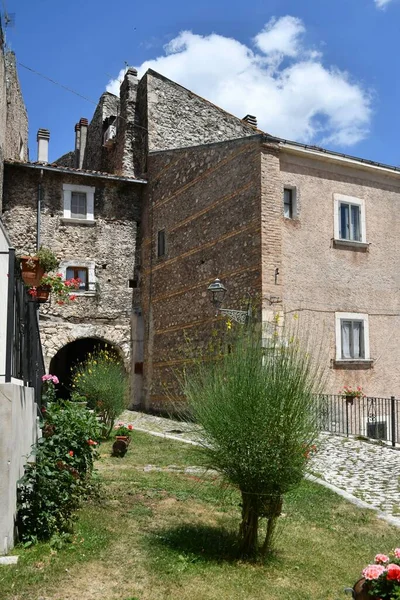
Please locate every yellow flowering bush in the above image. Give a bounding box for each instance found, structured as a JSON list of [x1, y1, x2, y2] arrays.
[[72, 348, 128, 437]]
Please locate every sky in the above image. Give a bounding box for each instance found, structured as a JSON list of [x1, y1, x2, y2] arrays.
[[5, 0, 400, 164]]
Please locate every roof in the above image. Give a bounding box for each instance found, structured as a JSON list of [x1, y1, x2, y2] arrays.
[[4, 159, 147, 184]]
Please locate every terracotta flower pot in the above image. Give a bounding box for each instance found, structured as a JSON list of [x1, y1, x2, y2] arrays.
[[20, 256, 45, 287], [353, 578, 378, 600], [35, 284, 51, 303], [112, 435, 131, 457]]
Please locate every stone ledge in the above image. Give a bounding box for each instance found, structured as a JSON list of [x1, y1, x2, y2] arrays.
[[333, 239, 369, 251], [60, 218, 96, 226], [333, 359, 374, 370]]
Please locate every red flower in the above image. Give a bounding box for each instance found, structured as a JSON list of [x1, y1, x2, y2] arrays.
[[68, 450, 74, 457], [386, 564, 400, 581], [69, 295, 77, 301], [87, 439, 97, 446], [128, 424, 133, 431]]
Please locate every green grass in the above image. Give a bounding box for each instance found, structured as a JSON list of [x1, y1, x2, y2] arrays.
[[0, 430, 398, 600]]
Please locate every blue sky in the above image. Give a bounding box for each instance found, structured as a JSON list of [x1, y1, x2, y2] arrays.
[[6, 0, 400, 164]]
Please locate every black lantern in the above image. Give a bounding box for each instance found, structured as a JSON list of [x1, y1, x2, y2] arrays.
[[207, 278, 227, 309]]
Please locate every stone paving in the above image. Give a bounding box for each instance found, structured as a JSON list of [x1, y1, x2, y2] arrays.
[[119, 410, 400, 518]]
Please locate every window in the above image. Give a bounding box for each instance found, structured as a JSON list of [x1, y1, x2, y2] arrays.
[[71, 192, 87, 219], [334, 194, 366, 244], [63, 184, 95, 222], [66, 266, 88, 290], [283, 187, 295, 219], [335, 312, 370, 362], [157, 230, 166, 258]]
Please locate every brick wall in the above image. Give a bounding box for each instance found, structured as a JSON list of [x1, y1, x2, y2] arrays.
[[141, 136, 263, 411]]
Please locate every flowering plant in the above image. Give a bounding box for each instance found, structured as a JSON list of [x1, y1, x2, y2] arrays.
[[114, 423, 134, 437], [361, 548, 400, 599], [29, 273, 80, 304], [339, 385, 365, 398], [41, 373, 59, 404]]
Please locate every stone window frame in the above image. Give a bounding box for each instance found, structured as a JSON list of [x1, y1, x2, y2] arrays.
[[62, 183, 95, 225], [58, 260, 96, 296], [333, 193, 368, 249], [334, 311, 373, 367]]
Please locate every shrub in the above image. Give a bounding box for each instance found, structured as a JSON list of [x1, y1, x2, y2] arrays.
[[182, 321, 322, 558], [17, 403, 101, 544], [72, 348, 128, 437]]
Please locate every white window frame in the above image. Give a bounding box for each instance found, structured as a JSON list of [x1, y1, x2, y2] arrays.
[[333, 193, 366, 244], [58, 260, 96, 296], [63, 184, 95, 222], [335, 312, 370, 362], [283, 186, 297, 219]]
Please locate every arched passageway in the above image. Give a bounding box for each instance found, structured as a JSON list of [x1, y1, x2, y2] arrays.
[[49, 338, 121, 399]]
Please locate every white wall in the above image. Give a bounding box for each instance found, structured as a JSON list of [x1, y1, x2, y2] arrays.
[[0, 383, 38, 554], [0, 221, 10, 382]]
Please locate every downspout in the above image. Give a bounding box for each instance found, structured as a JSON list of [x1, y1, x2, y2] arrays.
[[37, 169, 43, 250]]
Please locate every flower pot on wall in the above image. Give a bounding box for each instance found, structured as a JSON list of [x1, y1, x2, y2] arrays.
[[346, 395, 355, 405], [36, 284, 51, 303], [20, 256, 45, 287]]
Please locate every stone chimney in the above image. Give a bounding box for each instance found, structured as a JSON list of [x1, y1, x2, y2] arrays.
[[242, 114, 257, 128], [117, 67, 139, 177], [37, 129, 50, 163], [74, 118, 88, 169]]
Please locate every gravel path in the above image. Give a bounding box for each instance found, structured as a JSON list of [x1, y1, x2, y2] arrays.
[[119, 410, 400, 518]]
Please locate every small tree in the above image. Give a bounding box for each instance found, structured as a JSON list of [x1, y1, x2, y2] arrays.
[[182, 321, 322, 558], [72, 348, 128, 437]]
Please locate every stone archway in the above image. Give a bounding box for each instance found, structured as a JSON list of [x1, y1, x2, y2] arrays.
[[49, 337, 122, 399]]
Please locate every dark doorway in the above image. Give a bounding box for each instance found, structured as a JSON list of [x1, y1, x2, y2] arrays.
[[49, 338, 121, 399]]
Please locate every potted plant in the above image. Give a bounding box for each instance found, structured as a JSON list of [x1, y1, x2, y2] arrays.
[[112, 423, 133, 457], [339, 385, 365, 405], [68, 392, 87, 408], [352, 549, 400, 599], [30, 273, 81, 305], [19, 247, 59, 286]]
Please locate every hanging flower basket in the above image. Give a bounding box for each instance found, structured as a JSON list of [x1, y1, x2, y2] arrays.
[[35, 284, 51, 303], [20, 256, 45, 287]]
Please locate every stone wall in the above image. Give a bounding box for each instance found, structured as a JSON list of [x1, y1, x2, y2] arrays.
[[141, 136, 262, 411], [4, 52, 28, 163], [83, 93, 119, 173], [2, 165, 142, 367], [279, 150, 400, 398], [143, 70, 258, 153]]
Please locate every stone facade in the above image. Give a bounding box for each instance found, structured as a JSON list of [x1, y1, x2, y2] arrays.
[[141, 136, 262, 411], [2, 163, 143, 374]]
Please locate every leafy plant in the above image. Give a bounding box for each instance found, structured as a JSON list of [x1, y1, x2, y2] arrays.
[[339, 385, 365, 398], [35, 246, 59, 272], [34, 273, 80, 304], [361, 548, 400, 599], [182, 321, 322, 559], [17, 402, 101, 544], [72, 348, 128, 437], [114, 423, 134, 437], [41, 373, 59, 404]]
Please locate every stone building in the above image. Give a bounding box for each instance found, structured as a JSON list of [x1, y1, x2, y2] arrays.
[[3, 64, 400, 415]]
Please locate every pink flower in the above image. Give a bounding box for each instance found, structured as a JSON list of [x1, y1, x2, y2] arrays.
[[51, 375, 59, 384], [375, 554, 390, 564], [87, 439, 97, 446], [362, 564, 386, 580], [394, 548, 400, 559], [387, 564, 400, 582], [42, 374, 51, 381]]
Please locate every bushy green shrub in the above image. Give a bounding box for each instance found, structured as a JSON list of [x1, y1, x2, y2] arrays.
[[17, 403, 101, 544], [182, 321, 322, 558], [72, 348, 128, 437]]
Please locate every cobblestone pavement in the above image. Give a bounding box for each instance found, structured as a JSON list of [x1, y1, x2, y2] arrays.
[[119, 410, 400, 518]]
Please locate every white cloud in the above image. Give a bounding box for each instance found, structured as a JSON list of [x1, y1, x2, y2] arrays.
[[375, 0, 393, 8], [107, 16, 372, 147]]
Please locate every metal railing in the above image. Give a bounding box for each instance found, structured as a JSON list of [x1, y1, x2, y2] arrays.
[[5, 248, 45, 408], [317, 394, 400, 447]]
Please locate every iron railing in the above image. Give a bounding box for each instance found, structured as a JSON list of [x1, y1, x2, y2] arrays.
[[317, 394, 400, 447], [5, 249, 45, 408]]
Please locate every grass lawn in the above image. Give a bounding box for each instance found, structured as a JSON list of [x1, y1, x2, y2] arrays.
[[1, 430, 398, 600]]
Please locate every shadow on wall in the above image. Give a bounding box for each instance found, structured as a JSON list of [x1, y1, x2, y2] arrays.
[[49, 337, 122, 399]]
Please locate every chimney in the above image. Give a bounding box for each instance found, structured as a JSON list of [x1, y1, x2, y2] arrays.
[[118, 67, 139, 178], [78, 118, 88, 169], [242, 114, 257, 128], [37, 128, 50, 163], [74, 122, 81, 168]]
